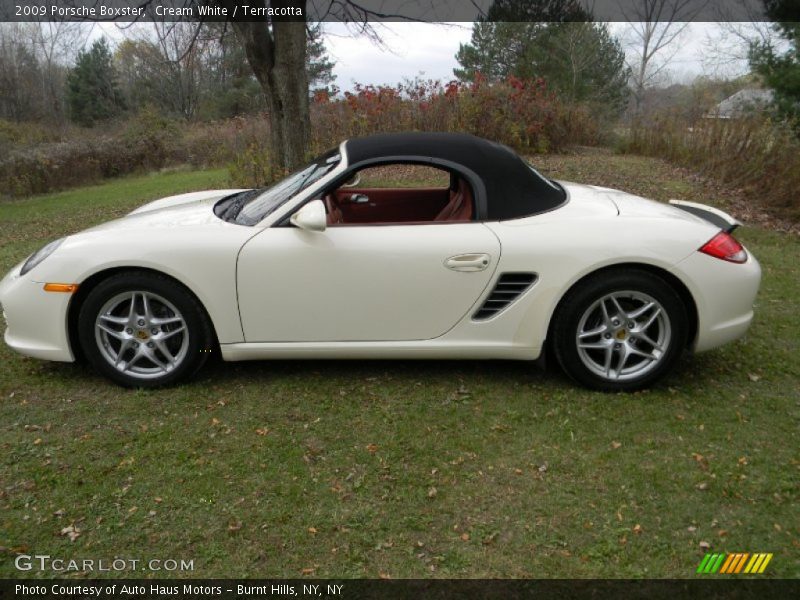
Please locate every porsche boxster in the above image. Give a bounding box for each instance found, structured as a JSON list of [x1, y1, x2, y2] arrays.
[[0, 133, 761, 391]]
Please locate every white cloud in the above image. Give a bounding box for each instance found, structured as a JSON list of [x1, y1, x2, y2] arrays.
[[323, 22, 472, 89]]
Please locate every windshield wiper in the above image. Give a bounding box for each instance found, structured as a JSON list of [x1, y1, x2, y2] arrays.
[[215, 190, 260, 222]]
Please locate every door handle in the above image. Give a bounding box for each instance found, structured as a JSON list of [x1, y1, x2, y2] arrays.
[[444, 253, 491, 272], [349, 193, 369, 204]]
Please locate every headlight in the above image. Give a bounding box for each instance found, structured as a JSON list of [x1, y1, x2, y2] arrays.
[[20, 238, 65, 276]]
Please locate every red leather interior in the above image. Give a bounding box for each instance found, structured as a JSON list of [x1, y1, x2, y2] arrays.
[[324, 178, 475, 226], [434, 178, 473, 222], [333, 187, 450, 223]]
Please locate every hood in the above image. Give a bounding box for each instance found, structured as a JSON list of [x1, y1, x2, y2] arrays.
[[128, 189, 247, 216], [82, 189, 249, 235]]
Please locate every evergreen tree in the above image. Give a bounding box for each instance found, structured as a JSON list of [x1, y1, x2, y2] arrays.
[[306, 24, 336, 90], [67, 38, 125, 126], [749, 0, 800, 124], [454, 1, 629, 114]]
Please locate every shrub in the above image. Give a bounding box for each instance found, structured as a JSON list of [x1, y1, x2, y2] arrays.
[[1, 77, 605, 197], [623, 115, 800, 221], [122, 106, 183, 170]]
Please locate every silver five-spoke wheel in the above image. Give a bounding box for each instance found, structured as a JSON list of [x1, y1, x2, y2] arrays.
[[552, 269, 688, 391], [576, 291, 671, 381], [94, 290, 189, 380]]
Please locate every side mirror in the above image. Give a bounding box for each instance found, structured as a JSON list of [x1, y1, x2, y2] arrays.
[[290, 199, 327, 232]]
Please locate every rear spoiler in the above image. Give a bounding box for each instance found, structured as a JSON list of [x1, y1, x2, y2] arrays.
[[669, 200, 741, 233]]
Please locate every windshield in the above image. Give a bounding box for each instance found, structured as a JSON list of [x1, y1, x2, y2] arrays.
[[227, 149, 340, 226]]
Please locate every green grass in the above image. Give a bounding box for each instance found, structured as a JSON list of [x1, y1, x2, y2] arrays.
[[0, 159, 798, 579]]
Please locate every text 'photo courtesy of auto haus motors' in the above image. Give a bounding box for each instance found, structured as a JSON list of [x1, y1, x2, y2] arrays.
[[0, 133, 761, 392]]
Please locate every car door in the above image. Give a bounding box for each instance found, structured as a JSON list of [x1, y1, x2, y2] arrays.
[[236, 223, 501, 342]]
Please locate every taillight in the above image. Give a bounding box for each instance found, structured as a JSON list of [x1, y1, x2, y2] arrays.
[[699, 231, 747, 263]]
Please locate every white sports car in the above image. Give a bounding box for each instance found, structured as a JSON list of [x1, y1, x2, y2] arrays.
[[0, 133, 760, 391]]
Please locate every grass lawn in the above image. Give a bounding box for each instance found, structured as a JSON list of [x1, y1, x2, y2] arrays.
[[0, 154, 798, 579]]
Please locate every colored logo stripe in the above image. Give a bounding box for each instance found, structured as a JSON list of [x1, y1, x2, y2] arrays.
[[697, 553, 773, 575]]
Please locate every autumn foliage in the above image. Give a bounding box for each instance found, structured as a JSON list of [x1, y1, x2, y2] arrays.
[[1, 75, 602, 197], [310, 75, 599, 155]]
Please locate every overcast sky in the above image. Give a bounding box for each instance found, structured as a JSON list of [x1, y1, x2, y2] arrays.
[[96, 21, 757, 89], [322, 22, 755, 88]]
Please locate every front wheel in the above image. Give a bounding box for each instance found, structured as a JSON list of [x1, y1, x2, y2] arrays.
[[551, 269, 689, 392], [78, 272, 213, 388]]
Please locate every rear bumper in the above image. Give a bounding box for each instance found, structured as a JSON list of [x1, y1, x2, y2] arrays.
[[672, 249, 761, 353], [0, 264, 74, 362]]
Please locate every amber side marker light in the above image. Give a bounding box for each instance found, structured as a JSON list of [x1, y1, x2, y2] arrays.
[[43, 283, 79, 293]]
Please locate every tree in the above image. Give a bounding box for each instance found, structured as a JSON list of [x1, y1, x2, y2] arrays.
[[64, 0, 407, 173], [749, 0, 800, 124], [455, 17, 629, 113], [621, 0, 704, 114], [0, 24, 45, 122], [307, 23, 336, 90], [67, 38, 125, 126]]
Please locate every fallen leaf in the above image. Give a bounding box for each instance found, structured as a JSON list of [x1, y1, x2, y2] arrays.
[[748, 373, 761, 382], [210, 417, 220, 426], [301, 567, 315, 575], [611, 441, 622, 449], [228, 521, 242, 532], [687, 526, 697, 533], [33, 438, 42, 445], [255, 428, 269, 436], [699, 541, 711, 551], [60, 525, 80, 542], [308, 527, 318, 534], [718, 529, 728, 537], [696, 482, 708, 491], [379, 572, 391, 579], [366, 443, 378, 453], [633, 524, 643, 535], [427, 487, 437, 498], [460, 533, 470, 541], [154, 497, 163, 503]]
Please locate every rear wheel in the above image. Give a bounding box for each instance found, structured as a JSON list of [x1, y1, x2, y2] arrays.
[[552, 269, 688, 391], [78, 272, 213, 388]]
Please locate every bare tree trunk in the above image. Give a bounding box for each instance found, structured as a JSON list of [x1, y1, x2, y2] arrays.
[[271, 21, 310, 173], [228, 1, 309, 178]]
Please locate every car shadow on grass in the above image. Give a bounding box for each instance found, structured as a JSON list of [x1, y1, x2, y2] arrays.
[[31, 348, 725, 396]]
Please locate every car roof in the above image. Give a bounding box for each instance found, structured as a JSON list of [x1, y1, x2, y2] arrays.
[[343, 132, 565, 220]]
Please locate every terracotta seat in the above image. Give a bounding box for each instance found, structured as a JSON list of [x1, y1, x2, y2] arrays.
[[434, 178, 473, 222]]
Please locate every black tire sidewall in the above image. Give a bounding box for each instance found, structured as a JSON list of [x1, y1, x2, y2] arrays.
[[552, 269, 689, 392], [78, 272, 211, 388]]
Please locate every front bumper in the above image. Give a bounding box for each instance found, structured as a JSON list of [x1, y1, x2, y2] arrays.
[[0, 263, 75, 362]]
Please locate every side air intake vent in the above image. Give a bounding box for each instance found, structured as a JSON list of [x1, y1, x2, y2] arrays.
[[472, 272, 538, 321]]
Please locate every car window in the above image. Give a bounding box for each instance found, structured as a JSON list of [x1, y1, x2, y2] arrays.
[[321, 163, 474, 226], [354, 164, 450, 188], [233, 150, 340, 226]]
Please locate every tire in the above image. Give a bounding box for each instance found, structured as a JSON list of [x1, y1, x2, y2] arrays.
[[78, 271, 213, 388], [551, 269, 688, 392]]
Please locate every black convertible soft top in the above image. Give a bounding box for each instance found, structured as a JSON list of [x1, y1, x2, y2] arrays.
[[344, 132, 566, 220]]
